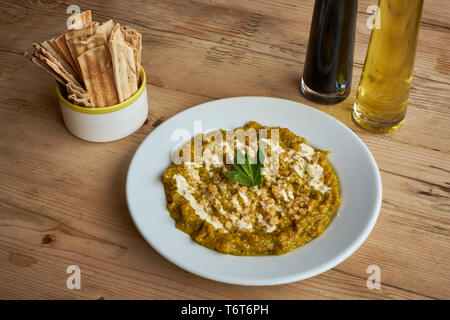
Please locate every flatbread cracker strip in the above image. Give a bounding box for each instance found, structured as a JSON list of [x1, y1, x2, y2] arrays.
[[32, 42, 82, 88], [68, 94, 93, 107], [67, 34, 106, 67], [55, 34, 80, 78], [124, 42, 139, 87], [77, 45, 119, 107], [68, 10, 92, 30], [121, 26, 142, 80], [41, 39, 78, 79], [121, 27, 140, 80], [65, 24, 93, 74], [33, 52, 81, 89], [66, 82, 91, 106], [48, 37, 67, 61], [110, 23, 124, 42], [24, 52, 66, 85], [66, 82, 93, 108], [108, 39, 138, 102], [94, 19, 114, 43], [64, 24, 93, 41], [66, 82, 89, 99], [64, 24, 93, 73]]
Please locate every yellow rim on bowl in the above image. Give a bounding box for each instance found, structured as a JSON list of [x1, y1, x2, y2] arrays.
[[56, 66, 146, 114]]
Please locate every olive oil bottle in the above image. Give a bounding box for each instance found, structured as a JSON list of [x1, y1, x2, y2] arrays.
[[353, 0, 424, 133], [301, 0, 358, 104]]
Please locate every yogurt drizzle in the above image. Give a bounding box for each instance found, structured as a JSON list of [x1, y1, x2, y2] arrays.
[[173, 174, 225, 230], [174, 136, 332, 232]]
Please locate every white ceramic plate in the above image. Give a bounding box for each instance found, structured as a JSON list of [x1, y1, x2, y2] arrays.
[[126, 97, 382, 285]]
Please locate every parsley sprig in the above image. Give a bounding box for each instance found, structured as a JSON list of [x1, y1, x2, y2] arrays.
[[225, 148, 265, 187]]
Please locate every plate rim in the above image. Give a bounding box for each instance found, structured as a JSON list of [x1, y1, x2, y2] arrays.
[[126, 96, 382, 285]]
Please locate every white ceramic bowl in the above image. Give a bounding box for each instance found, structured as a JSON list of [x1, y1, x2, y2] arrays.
[[56, 67, 148, 142], [126, 97, 382, 285]]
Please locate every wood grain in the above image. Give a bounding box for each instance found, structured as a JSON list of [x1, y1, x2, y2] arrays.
[[0, 0, 449, 299]]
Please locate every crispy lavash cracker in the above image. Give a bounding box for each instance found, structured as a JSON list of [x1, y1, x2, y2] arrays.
[[121, 26, 142, 80], [34, 53, 80, 87], [24, 52, 66, 85], [68, 10, 92, 30], [66, 82, 89, 99], [77, 45, 119, 107], [127, 45, 139, 85], [32, 42, 81, 88], [47, 37, 66, 59], [110, 23, 125, 42], [94, 20, 115, 43], [28, 44, 81, 90], [66, 82, 93, 107], [121, 26, 142, 61], [122, 26, 142, 82], [108, 39, 138, 102], [26, 51, 92, 108], [65, 24, 93, 74], [68, 94, 94, 107], [64, 24, 93, 41], [68, 34, 106, 65], [55, 34, 79, 77], [41, 39, 81, 83]]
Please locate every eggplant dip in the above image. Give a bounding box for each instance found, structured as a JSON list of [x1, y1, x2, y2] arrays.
[[163, 121, 341, 255]]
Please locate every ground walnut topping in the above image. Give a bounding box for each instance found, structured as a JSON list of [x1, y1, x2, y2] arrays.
[[163, 121, 342, 255]]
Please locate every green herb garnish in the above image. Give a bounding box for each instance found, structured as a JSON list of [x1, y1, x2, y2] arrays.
[[225, 148, 265, 187]]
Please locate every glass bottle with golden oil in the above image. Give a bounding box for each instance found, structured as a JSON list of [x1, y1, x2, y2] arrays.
[[353, 0, 424, 133], [301, 0, 358, 104]]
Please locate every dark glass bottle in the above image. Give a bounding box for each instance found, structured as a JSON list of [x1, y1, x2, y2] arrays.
[[301, 0, 358, 104]]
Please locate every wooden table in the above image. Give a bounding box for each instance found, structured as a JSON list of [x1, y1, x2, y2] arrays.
[[0, 0, 448, 300]]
